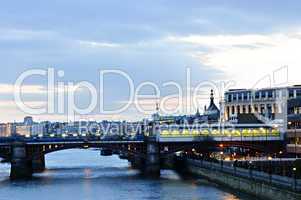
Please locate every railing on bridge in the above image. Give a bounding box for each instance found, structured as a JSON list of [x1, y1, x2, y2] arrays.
[[185, 158, 301, 192]]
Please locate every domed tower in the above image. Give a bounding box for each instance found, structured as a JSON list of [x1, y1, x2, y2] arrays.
[[195, 108, 201, 118], [204, 89, 220, 122], [152, 102, 160, 121]]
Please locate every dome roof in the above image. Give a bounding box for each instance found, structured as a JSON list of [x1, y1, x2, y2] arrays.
[[204, 90, 220, 119]]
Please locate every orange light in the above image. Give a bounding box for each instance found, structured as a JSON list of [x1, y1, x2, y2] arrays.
[[224, 157, 230, 161], [219, 144, 224, 148]]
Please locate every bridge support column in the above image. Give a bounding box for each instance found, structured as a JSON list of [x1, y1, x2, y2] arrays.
[[129, 154, 144, 169], [145, 141, 160, 176], [32, 154, 45, 173], [10, 142, 32, 179]]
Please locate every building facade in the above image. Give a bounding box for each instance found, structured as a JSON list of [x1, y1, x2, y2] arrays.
[[287, 96, 301, 156], [15, 125, 32, 136], [0, 123, 15, 137], [224, 87, 289, 122], [224, 85, 301, 156]]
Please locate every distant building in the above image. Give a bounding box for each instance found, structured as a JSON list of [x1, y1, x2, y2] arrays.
[[0, 124, 7, 137], [15, 125, 31, 136], [31, 123, 45, 136], [203, 89, 220, 122], [15, 122, 45, 137], [23, 116, 33, 125], [0, 123, 15, 137], [152, 89, 220, 124]]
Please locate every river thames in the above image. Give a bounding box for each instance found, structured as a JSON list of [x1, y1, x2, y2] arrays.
[[0, 149, 251, 200]]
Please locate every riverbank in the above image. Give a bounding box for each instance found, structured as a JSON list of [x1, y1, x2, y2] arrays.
[[175, 158, 301, 200]]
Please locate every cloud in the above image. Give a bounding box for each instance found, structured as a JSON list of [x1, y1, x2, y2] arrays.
[[0, 100, 46, 108], [166, 34, 277, 48], [78, 40, 121, 48], [0, 84, 45, 94], [0, 28, 57, 41], [166, 30, 301, 88], [0, 83, 84, 94]]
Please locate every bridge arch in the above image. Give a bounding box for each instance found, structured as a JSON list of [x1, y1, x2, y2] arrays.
[[28, 142, 146, 158]]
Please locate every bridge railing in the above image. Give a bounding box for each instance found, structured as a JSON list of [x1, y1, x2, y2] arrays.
[[186, 158, 301, 192]]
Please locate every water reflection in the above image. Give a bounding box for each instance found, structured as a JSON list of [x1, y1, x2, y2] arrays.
[[0, 149, 251, 200]]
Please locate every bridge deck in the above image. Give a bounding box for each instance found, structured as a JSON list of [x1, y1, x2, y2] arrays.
[[158, 135, 282, 142]]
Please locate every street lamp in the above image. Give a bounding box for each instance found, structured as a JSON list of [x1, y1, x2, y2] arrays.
[[288, 121, 297, 159], [249, 160, 253, 178], [279, 151, 283, 162], [293, 167, 297, 191], [268, 156, 272, 183], [293, 123, 297, 159], [220, 151, 224, 169]]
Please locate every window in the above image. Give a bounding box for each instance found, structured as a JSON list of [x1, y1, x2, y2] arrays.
[[294, 107, 301, 114], [233, 94, 237, 101], [227, 94, 232, 102], [237, 106, 240, 114], [261, 91, 266, 98], [260, 104, 265, 113], [255, 92, 259, 99], [268, 90, 273, 98], [243, 92, 248, 100], [242, 105, 246, 113], [289, 89, 294, 98], [254, 105, 258, 112], [267, 104, 272, 113], [296, 89, 301, 97]]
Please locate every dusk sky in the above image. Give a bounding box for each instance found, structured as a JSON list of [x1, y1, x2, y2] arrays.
[[1, 1, 301, 122]]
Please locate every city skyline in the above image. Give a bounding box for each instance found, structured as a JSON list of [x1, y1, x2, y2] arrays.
[[0, 2, 300, 198]]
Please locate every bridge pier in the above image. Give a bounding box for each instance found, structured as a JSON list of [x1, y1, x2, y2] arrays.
[[10, 141, 32, 179], [144, 141, 160, 177], [31, 154, 45, 173], [129, 154, 144, 169]]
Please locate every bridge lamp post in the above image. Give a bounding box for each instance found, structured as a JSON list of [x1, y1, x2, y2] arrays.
[[192, 148, 196, 158], [288, 121, 298, 159], [293, 167, 297, 191], [220, 151, 224, 169], [268, 156, 272, 183], [249, 160, 253, 178], [294, 125, 297, 159], [219, 144, 224, 161], [279, 151, 283, 162]]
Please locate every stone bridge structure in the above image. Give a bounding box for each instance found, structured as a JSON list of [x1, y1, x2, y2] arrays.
[[0, 125, 284, 179]]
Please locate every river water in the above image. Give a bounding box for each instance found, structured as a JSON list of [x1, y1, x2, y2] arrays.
[[0, 149, 251, 200]]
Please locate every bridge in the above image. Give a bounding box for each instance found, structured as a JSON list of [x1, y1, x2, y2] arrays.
[[0, 123, 285, 179]]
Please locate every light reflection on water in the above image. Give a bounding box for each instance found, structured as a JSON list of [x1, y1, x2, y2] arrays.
[[0, 149, 250, 200]]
